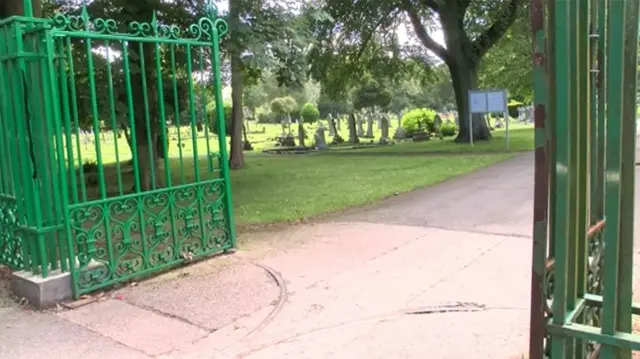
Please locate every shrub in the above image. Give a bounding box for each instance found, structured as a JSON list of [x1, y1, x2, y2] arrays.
[[440, 121, 458, 137], [207, 101, 233, 135], [300, 103, 320, 123], [401, 108, 437, 136], [257, 112, 278, 123]]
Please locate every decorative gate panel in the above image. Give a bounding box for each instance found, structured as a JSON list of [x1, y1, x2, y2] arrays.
[[0, 2, 236, 296], [48, 6, 237, 295]]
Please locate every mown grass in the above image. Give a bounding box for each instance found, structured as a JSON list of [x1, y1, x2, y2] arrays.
[[73, 123, 533, 226]]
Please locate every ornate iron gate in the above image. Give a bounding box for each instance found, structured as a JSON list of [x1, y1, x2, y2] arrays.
[[529, 0, 640, 357], [0, 2, 236, 297]]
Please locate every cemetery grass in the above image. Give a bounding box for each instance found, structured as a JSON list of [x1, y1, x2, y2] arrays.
[[77, 123, 532, 227], [204, 152, 513, 226]]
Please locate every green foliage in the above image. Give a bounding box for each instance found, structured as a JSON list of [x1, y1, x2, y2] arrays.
[[352, 75, 392, 111], [206, 101, 233, 136], [401, 108, 437, 136], [282, 96, 299, 117], [440, 121, 458, 137], [300, 103, 320, 123], [270, 98, 288, 116], [478, 5, 532, 101]]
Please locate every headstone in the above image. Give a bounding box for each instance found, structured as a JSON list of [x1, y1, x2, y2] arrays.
[[336, 116, 342, 130], [357, 116, 365, 137], [365, 117, 374, 138], [518, 107, 526, 122], [328, 118, 336, 136], [348, 113, 359, 144], [314, 125, 328, 150], [527, 107, 534, 122], [434, 114, 443, 132], [379, 117, 389, 144], [393, 125, 406, 140], [495, 118, 504, 128]]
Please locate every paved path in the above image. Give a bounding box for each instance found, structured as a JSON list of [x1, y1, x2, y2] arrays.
[[1, 154, 538, 359]]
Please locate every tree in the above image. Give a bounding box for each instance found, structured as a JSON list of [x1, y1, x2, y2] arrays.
[[352, 75, 392, 112], [224, 1, 330, 169], [478, 5, 531, 101], [315, 0, 525, 142], [300, 103, 320, 123]]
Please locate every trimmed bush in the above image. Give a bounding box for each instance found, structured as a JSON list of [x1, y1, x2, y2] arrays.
[[300, 103, 320, 123], [440, 121, 458, 137], [207, 101, 233, 135], [401, 108, 437, 136]]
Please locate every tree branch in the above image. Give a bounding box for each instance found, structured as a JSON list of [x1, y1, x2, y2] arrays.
[[471, 0, 523, 59], [402, 1, 449, 63], [419, 0, 440, 11], [356, 8, 402, 59]]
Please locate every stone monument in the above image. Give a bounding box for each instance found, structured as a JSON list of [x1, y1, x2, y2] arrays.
[[379, 116, 389, 144], [314, 124, 328, 150]]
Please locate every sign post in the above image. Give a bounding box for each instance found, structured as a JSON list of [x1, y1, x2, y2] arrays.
[[467, 89, 509, 149]]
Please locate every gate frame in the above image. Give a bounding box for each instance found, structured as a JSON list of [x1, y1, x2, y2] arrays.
[[0, 1, 237, 300], [529, 0, 640, 357]]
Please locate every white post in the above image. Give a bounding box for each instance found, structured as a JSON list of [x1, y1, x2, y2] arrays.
[[468, 109, 473, 146], [468, 90, 474, 147], [503, 91, 509, 150], [505, 110, 510, 150]]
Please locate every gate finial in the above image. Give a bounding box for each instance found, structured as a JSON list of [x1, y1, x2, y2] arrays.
[[206, 0, 219, 18]]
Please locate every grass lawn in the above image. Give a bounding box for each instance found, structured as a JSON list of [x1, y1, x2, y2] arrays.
[[230, 152, 515, 225], [73, 123, 534, 227]]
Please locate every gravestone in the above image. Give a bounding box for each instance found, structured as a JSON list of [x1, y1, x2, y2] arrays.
[[357, 116, 365, 136], [348, 113, 359, 144], [364, 116, 374, 138], [336, 115, 342, 130], [495, 118, 504, 128], [518, 107, 526, 122], [314, 124, 328, 150], [328, 118, 336, 137], [393, 125, 406, 140], [379, 116, 389, 144], [434, 114, 443, 132]]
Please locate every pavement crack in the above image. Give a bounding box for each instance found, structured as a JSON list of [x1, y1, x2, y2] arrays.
[[404, 302, 486, 315]]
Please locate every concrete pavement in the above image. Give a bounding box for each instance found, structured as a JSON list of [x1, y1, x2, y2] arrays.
[[1, 153, 538, 359]]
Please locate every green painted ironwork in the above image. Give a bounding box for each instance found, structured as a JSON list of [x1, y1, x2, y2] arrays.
[[530, 0, 640, 357], [0, 1, 236, 296]]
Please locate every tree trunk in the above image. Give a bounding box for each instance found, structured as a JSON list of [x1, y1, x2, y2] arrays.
[[297, 121, 305, 147], [228, 0, 244, 170], [447, 61, 492, 143], [0, 0, 41, 18], [229, 54, 244, 169]]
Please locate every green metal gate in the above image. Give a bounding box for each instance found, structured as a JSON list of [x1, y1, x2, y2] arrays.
[[0, 2, 236, 296], [529, 0, 640, 357]]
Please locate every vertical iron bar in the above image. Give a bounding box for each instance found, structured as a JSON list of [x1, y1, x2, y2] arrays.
[[599, 0, 626, 357], [83, 12, 107, 200], [105, 41, 124, 196], [152, 25, 171, 188], [137, 42, 156, 190], [185, 45, 201, 182], [198, 48, 214, 173], [529, 0, 549, 356], [121, 42, 141, 193], [551, 0, 572, 357], [66, 37, 87, 203], [169, 44, 185, 184], [44, 31, 71, 273], [210, 21, 237, 248]]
